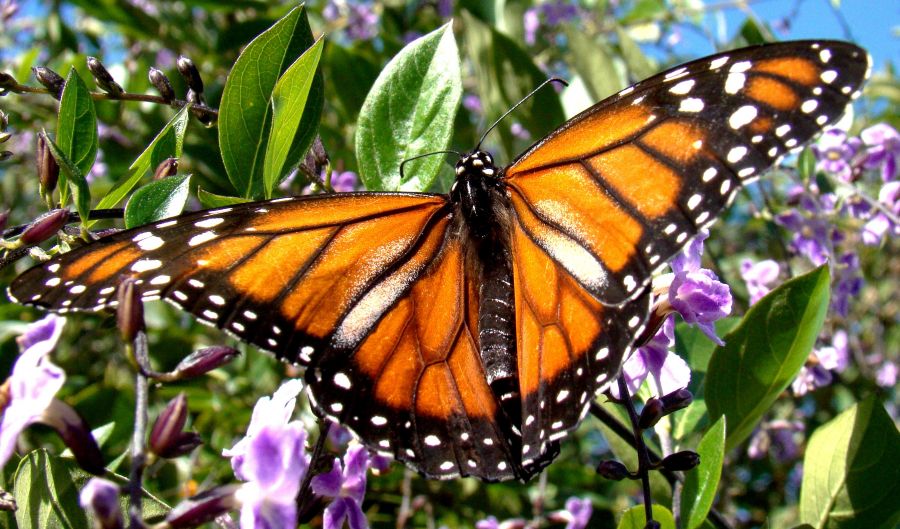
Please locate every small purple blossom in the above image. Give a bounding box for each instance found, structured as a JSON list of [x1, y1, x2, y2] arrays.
[[740, 258, 780, 304], [80, 478, 123, 529], [312, 443, 370, 529], [831, 252, 863, 317], [509, 122, 530, 141], [436, 0, 453, 18], [791, 363, 833, 396], [747, 420, 804, 462], [875, 361, 897, 388], [616, 316, 690, 398], [476, 516, 500, 529], [811, 128, 862, 182], [223, 378, 305, 481], [774, 209, 835, 266], [668, 231, 733, 345], [862, 181, 900, 245], [331, 170, 358, 192], [235, 423, 309, 529], [792, 332, 849, 395], [0, 315, 66, 467], [523, 1, 578, 45], [463, 93, 483, 114], [860, 123, 900, 181], [558, 497, 592, 529], [325, 1, 378, 42]]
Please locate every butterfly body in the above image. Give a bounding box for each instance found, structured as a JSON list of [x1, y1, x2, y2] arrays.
[[8, 40, 869, 481]]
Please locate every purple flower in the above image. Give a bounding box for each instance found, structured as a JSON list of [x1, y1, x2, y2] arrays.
[[740, 258, 780, 304], [223, 379, 305, 481], [80, 478, 123, 529], [523, 8, 540, 45], [325, 1, 379, 42], [235, 423, 309, 529], [463, 94, 483, 114], [510, 122, 531, 141], [875, 361, 897, 388], [312, 443, 370, 529], [774, 209, 834, 266], [862, 181, 900, 245], [331, 170, 358, 193], [436, 0, 453, 18], [668, 231, 732, 345], [558, 497, 592, 529], [792, 332, 849, 395], [832, 252, 863, 317], [523, 1, 578, 45], [747, 420, 804, 462], [791, 364, 832, 396], [0, 315, 66, 467], [860, 123, 900, 181], [817, 330, 849, 373], [476, 516, 500, 529], [811, 128, 862, 182], [615, 316, 690, 397]]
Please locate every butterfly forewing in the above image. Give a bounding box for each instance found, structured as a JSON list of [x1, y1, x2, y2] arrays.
[[504, 40, 869, 306]]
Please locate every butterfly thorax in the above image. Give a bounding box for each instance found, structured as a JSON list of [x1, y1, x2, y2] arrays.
[[450, 150, 507, 240]]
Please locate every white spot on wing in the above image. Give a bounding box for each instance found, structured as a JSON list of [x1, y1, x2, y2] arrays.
[[209, 295, 226, 306], [334, 372, 352, 389], [801, 99, 819, 113], [188, 231, 217, 246], [727, 146, 748, 163], [729, 105, 758, 129], [679, 98, 704, 113], [131, 259, 162, 273], [709, 56, 729, 69], [425, 435, 441, 447], [195, 217, 225, 228], [775, 124, 791, 137], [820, 70, 837, 84], [724, 73, 745, 94], [669, 79, 694, 95]]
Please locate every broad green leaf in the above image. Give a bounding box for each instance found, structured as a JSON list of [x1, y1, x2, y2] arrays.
[[462, 11, 566, 158], [707, 266, 830, 452], [42, 132, 91, 225], [56, 68, 98, 206], [619, 0, 666, 25], [673, 397, 708, 440], [566, 30, 624, 102], [263, 36, 324, 197], [676, 318, 741, 375], [124, 174, 191, 228], [218, 4, 321, 198], [681, 417, 727, 529], [14, 450, 169, 529], [197, 188, 253, 209], [93, 104, 190, 217], [615, 25, 657, 80], [800, 396, 900, 529], [355, 23, 461, 192], [617, 504, 676, 529]]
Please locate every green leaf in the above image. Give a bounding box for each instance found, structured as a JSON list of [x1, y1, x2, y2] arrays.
[[42, 132, 91, 225], [707, 266, 831, 452], [124, 174, 191, 228], [355, 23, 461, 192], [93, 105, 190, 217], [673, 398, 708, 440], [676, 318, 741, 375], [263, 36, 324, 197], [681, 417, 727, 529], [56, 68, 98, 207], [325, 43, 379, 119], [617, 504, 676, 529], [197, 188, 253, 209], [615, 25, 657, 81], [218, 4, 321, 198], [462, 11, 566, 158], [14, 450, 169, 529], [800, 396, 900, 529], [566, 30, 624, 102]]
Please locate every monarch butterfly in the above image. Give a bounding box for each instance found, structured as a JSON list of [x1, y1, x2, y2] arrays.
[[8, 40, 869, 481]]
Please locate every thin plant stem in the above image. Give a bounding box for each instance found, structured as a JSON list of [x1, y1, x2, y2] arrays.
[[616, 377, 654, 524], [128, 332, 151, 529]]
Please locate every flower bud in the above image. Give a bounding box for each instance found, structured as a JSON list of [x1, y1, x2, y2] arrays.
[[42, 398, 106, 475], [176, 56, 203, 95], [152, 157, 178, 180], [0, 210, 9, 233], [166, 485, 240, 529], [637, 397, 666, 430], [644, 521, 661, 529], [20, 208, 69, 245], [0, 72, 16, 90], [660, 450, 700, 472], [79, 478, 123, 529], [116, 277, 144, 343], [148, 67, 175, 101], [660, 388, 693, 414], [0, 110, 8, 129], [172, 345, 240, 379], [596, 459, 630, 481], [86, 57, 123, 95], [149, 393, 202, 458], [32, 66, 65, 99], [0, 151, 13, 162], [37, 133, 60, 194]]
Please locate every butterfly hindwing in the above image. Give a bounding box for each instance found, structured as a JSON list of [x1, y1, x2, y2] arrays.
[[504, 40, 869, 306]]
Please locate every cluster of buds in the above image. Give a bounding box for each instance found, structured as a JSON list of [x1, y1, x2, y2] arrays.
[[147, 55, 214, 125], [596, 388, 699, 481]]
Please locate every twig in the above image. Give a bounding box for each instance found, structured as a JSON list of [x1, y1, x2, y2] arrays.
[[128, 332, 151, 529], [616, 377, 655, 524]]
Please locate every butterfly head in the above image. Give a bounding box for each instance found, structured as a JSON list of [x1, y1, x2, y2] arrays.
[[450, 150, 504, 235]]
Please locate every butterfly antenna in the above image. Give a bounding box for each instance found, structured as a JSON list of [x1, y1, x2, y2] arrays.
[[475, 77, 569, 151], [399, 150, 461, 181]]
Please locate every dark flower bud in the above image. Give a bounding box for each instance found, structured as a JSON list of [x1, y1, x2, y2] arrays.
[[660, 450, 700, 472], [37, 133, 60, 194], [0, 109, 8, 129], [300, 136, 329, 180], [149, 393, 203, 458], [32, 66, 65, 99], [20, 208, 69, 245], [86, 57, 123, 95], [0, 489, 15, 512], [0, 71, 16, 89], [116, 277, 144, 343], [152, 157, 178, 180], [166, 485, 240, 529], [0, 151, 12, 162], [638, 397, 666, 430], [660, 388, 693, 415], [644, 521, 661, 529], [79, 478, 123, 529], [173, 345, 240, 379], [0, 210, 8, 232], [176, 56, 203, 95], [42, 398, 106, 475], [148, 67, 175, 101], [596, 459, 630, 481]]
